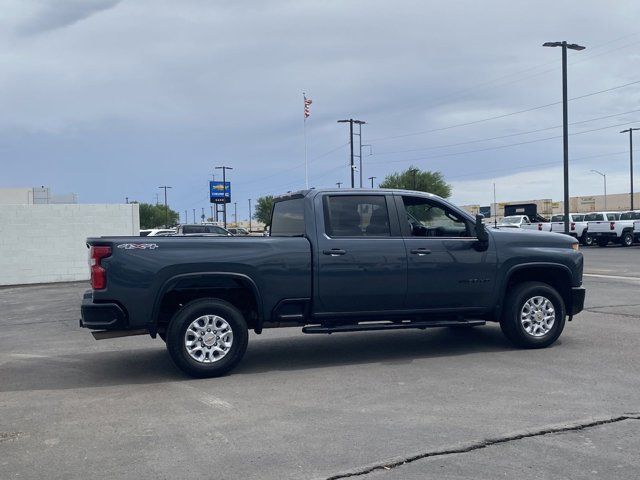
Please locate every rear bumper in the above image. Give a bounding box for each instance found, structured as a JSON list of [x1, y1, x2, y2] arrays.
[[80, 290, 127, 330], [568, 287, 586, 316], [591, 231, 617, 239]]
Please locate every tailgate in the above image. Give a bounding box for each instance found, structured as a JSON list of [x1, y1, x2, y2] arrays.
[[588, 221, 611, 233]]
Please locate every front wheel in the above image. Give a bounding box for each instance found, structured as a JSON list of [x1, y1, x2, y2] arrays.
[[500, 281, 566, 348], [166, 298, 249, 378], [581, 234, 592, 246], [620, 232, 633, 247]]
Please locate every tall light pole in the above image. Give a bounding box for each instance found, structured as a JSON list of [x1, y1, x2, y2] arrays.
[[368, 176, 376, 188], [336, 182, 342, 189], [233, 202, 237, 226], [620, 128, 639, 210], [338, 119, 366, 188], [158, 186, 172, 227], [215, 166, 233, 228], [591, 170, 607, 210], [543, 40, 586, 234], [248, 198, 252, 232]]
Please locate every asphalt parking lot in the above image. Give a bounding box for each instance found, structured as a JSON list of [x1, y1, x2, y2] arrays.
[[1, 246, 639, 479]]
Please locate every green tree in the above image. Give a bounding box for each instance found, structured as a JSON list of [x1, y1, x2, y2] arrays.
[[253, 195, 274, 225], [136, 202, 180, 228], [379, 166, 451, 198]]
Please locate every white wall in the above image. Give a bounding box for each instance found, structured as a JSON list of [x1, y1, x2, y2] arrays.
[[0, 204, 139, 286]]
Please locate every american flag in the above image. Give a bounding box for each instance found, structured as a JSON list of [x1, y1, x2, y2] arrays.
[[304, 95, 312, 119]]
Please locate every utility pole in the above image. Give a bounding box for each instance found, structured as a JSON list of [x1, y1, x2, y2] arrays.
[[158, 185, 172, 227], [233, 202, 237, 226], [336, 182, 342, 189], [543, 40, 586, 234], [620, 128, 639, 210], [184, 210, 187, 224], [201, 207, 205, 223], [210, 205, 214, 223], [155, 193, 160, 205], [493, 183, 497, 228], [248, 198, 252, 232], [125, 196, 129, 204], [338, 119, 366, 188], [193, 208, 196, 223], [368, 176, 376, 188], [215, 166, 233, 228]]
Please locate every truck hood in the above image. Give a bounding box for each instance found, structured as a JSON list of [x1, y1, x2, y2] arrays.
[[488, 226, 577, 247]]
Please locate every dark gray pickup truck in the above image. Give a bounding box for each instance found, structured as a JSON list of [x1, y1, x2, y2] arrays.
[[81, 188, 585, 377]]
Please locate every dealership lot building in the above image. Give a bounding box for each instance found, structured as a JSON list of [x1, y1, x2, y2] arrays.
[[0, 187, 139, 286]]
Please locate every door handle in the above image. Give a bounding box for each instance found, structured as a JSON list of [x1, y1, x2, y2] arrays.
[[410, 248, 431, 256], [323, 249, 346, 256]]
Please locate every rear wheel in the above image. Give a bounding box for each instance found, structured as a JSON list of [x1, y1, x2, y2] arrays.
[[166, 298, 248, 378], [500, 281, 566, 348], [621, 232, 633, 247], [583, 235, 593, 246], [597, 238, 609, 247]]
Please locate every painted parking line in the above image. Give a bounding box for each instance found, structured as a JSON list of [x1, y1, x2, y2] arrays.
[[584, 273, 640, 281]]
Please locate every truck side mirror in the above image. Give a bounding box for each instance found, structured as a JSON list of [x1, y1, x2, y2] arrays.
[[475, 214, 488, 245]]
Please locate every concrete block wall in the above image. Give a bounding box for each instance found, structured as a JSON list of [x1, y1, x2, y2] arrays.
[[0, 204, 139, 286]]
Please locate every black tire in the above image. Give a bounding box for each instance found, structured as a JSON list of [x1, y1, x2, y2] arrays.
[[583, 235, 593, 247], [500, 281, 566, 349], [597, 238, 609, 247], [620, 232, 633, 247], [166, 298, 249, 378]]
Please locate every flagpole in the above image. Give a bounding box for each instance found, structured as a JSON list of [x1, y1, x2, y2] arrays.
[[303, 92, 309, 189]]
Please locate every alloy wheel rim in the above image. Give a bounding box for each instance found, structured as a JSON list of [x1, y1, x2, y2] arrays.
[[520, 296, 555, 337], [184, 315, 233, 363]]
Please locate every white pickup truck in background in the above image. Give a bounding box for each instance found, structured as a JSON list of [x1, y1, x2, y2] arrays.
[[586, 211, 638, 247], [499, 215, 551, 231], [634, 217, 640, 243], [550, 213, 591, 245]]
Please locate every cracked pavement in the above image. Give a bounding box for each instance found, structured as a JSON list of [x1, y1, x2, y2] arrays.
[[1, 247, 639, 479]]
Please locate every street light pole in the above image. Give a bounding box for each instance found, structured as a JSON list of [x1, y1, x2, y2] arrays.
[[368, 176, 376, 188], [233, 202, 237, 226], [215, 166, 233, 228], [543, 40, 585, 234], [158, 185, 172, 227], [591, 170, 607, 210], [248, 198, 252, 232], [336, 182, 342, 188], [620, 128, 639, 210], [338, 119, 366, 188]]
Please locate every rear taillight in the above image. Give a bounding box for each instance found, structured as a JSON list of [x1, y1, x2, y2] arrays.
[[610, 222, 615, 230], [537, 224, 543, 231], [570, 222, 576, 231], [89, 246, 111, 289]]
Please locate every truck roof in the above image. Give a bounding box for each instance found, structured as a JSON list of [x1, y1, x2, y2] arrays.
[[274, 188, 441, 202]]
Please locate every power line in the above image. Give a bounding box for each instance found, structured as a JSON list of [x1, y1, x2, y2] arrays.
[[368, 119, 640, 168], [370, 79, 640, 143], [372, 108, 640, 157]]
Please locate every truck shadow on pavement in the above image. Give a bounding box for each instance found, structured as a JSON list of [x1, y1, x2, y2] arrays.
[[0, 325, 520, 392]]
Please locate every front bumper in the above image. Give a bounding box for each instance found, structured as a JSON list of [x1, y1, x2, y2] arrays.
[[80, 290, 127, 330], [568, 287, 586, 316]]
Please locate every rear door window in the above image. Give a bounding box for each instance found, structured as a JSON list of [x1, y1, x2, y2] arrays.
[[324, 195, 390, 237]]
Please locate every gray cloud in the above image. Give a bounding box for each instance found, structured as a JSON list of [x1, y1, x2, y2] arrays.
[[1, 0, 639, 216]]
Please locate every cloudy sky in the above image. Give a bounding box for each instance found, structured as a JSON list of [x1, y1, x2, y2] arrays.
[[2, 0, 640, 220]]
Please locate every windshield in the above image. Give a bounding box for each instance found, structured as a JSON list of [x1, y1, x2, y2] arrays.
[[501, 216, 522, 224]]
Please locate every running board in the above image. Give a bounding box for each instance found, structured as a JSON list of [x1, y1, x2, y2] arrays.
[[302, 320, 485, 334]]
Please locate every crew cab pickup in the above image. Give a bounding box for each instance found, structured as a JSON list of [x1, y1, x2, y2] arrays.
[[635, 218, 640, 243], [586, 211, 637, 247], [550, 214, 590, 245], [522, 220, 552, 232], [81, 189, 585, 377]]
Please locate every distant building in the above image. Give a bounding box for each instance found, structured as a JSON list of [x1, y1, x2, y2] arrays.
[[0, 186, 78, 205]]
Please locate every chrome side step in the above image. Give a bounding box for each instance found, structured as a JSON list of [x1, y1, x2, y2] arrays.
[[302, 319, 485, 334], [92, 329, 149, 340]]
